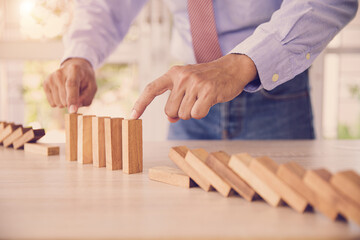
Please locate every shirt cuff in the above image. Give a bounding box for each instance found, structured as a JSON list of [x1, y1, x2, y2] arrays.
[[61, 42, 100, 69], [229, 29, 295, 92]]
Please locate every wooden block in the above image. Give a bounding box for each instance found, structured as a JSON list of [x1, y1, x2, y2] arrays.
[[169, 146, 212, 192], [330, 170, 360, 206], [277, 162, 340, 220], [77, 115, 93, 164], [304, 169, 360, 225], [65, 113, 79, 161], [185, 149, 231, 197], [24, 143, 59, 156], [205, 151, 255, 201], [13, 129, 45, 149], [249, 156, 308, 213], [105, 117, 123, 170], [3, 127, 31, 148], [122, 119, 143, 174], [149, 166, 195, 188], [228, 153, 282, 207], [92, 116, 106, 168], [0, 124, 21, 144], [0, 122, 9, 132]]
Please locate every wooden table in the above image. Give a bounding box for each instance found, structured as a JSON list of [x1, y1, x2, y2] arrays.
[[0, 140, 360, 239]]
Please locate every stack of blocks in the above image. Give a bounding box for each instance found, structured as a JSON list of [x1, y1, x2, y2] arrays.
[[0, 121, 58, 155], [149, 146, 360, 226], [65, 114, 143, 174]]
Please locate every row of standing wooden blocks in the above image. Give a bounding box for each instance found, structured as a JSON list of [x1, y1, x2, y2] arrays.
[[65, 114, 143, 174], [149, 146, 360, 226]]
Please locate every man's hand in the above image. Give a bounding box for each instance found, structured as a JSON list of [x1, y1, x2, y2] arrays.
[[43, 58, 97, 113], [131, 54, 258, 122]]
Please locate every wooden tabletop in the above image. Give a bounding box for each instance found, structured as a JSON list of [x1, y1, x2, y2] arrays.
[[0, 140, 360, 240]]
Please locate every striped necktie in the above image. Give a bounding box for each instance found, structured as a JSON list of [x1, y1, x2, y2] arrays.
[[187, 0, 223, 63]]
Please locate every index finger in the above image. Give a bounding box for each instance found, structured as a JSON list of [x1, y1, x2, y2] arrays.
[[131, 74, 172, 119], [65, 72, 80, 113]]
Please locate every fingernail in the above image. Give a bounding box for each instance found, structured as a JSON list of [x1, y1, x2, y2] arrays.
[[69, 105, 77, 113], [130, 109, 138, 119]]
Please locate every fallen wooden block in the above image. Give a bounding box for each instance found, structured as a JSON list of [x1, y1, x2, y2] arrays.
[[24, 143, 59, 156], [185, 149, 232, 197], [105, 117, 123, 170], [122, 119, 143, 174], [92, 116, 106, 168], [78, 115, 93, 164], [228, 153, 282, 207], [205, 151, 255, 201], [13, 129, 45, 149], [169, 146, 212, 192], [0, 122, 9, 132], [249, 156, 308, 213], [0, 124, 21, 144], [65, 113, 79, 161], [304, 169, 360, 226], [277, 162, 340, 220], [149, 166, 195, 188], [330, 170, 360, 206], [3, 127, 31, 148]]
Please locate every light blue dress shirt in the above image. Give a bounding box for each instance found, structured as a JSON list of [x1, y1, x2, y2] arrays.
[[63, 0, 358, 92]]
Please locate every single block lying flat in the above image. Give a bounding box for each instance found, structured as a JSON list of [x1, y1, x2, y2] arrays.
[[228, 153, 282, 207], [3, 127, 31, 147], [105, 118, 123, 170], [277, 162, 340, 220], [92, 116, 106, 168], [0, 124, 21, 144], [249, 156, 308, 213], [122, 119, 143, 174], [205, 151, 255, 201], [304, 169, 360, 226], [78, 115, 93, 164], [149, 166, 195, 188], [169, 146, 212, 192], [185, 149, 232, 197], [65, 113, 79, 161], [330, 170, 360, 206], [24, 143, 59, 156], [13, 129, 45, 149]]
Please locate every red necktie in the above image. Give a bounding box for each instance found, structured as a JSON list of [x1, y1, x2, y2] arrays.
[[187, 0, 223, 63]]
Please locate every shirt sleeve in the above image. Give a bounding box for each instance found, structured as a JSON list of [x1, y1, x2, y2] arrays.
[[62, 0, 148, 69], [229, 0, 358, 92]]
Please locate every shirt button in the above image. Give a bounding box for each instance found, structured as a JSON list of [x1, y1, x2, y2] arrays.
[[272, 74, 279, 82], [306, 53, 311, 60]]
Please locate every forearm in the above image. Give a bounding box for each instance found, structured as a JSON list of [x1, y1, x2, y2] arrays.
[[62, 0, 147, 69], [229, 0, 358, 92]]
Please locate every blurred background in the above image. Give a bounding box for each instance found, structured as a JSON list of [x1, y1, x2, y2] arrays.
[[0, 0, 359, 142]]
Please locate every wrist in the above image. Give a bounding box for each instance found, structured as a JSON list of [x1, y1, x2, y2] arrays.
[[228, 53, 258, 87]]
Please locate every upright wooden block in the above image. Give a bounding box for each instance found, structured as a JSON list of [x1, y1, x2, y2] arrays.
[[277, 162, 340, 220], [169, 146, 212, 192], [0, 124, 21, 144], [149, 166, 195, 188], [205, 151, 256, 201], [228, 153, 282, 207], [304, 169, 360, 225], [185, 149, 231, 197], [3, 127, 31, 148], [77, 115, 93, 164], [105, 118, 123, 170], [249, 156, 308, 213], [122, 119, 143, 174], [92, 116, 106, 168], [24, 143, 59, 156], [65, 113, 79, 161], [330, 170, 360, 206], [13, 129, 45, 149]]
